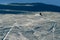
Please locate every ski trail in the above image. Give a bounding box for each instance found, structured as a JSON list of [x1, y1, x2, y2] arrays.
[[3, 21, 18, 40], [41, 21, 57, 40], [52, 22, 57, 40], [3, 26, 14, 40]]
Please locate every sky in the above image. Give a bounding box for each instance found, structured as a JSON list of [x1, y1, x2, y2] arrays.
[[0, 0, 60, 6]]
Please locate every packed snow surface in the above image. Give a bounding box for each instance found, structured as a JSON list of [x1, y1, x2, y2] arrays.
[[0, 12, 60, 40]]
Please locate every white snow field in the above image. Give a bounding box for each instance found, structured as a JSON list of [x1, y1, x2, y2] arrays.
[[0, 12, 60, 40]]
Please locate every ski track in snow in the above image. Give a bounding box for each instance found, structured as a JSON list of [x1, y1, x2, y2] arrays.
[[0, 12, 60, 40]]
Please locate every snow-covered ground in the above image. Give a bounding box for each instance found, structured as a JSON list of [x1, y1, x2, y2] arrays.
[[0, 12, 60, 40]]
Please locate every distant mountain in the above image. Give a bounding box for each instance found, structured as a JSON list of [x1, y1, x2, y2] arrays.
[[0, 3, 60, 14]]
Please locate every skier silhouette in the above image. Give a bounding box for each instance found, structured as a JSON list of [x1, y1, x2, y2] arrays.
[[40, 13, 42, 16]]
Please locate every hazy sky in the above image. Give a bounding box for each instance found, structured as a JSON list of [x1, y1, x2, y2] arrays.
[[0, 0, 60, 6]]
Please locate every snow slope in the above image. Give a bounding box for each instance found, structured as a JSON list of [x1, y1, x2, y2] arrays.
[[0, 12, 60, 40]]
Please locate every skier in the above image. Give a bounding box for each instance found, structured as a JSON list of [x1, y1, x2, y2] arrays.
[[40, 13, 42, 16]]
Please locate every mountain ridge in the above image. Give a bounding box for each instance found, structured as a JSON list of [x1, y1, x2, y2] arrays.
[[0, 3, 60, 14]]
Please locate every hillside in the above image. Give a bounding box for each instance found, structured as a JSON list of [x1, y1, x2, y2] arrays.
[[0, 3, 60, 14]]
